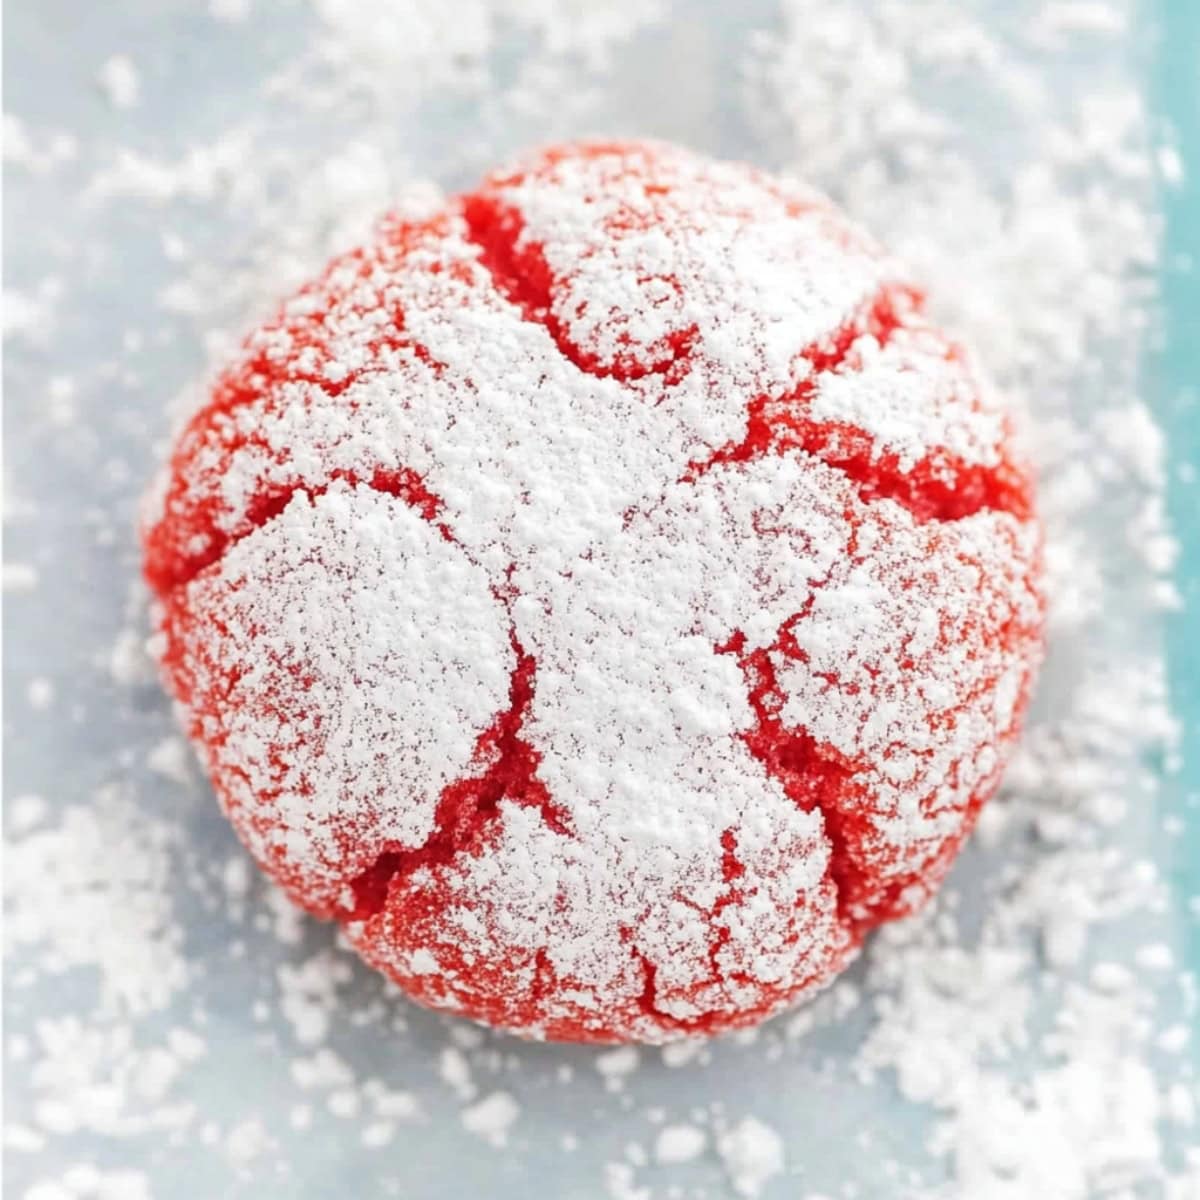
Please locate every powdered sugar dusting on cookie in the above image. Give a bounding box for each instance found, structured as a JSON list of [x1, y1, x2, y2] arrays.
[[161, 483, 515, 909], [146, 141, 1042, 1043]]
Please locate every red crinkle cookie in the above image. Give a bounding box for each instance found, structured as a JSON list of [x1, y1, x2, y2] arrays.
[[144, 140, 1043, 1043]]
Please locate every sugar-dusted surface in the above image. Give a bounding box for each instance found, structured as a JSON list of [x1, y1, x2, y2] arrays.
[[4, 0, 1196, 1196], [147, 142, 1042, 1042]]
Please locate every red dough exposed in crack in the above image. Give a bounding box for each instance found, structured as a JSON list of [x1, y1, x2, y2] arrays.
[[144, 141, 1043, 1043]]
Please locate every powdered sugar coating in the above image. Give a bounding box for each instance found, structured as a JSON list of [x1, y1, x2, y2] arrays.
[[160, 484, 514, 905], [145, 140, 1042, 1042]]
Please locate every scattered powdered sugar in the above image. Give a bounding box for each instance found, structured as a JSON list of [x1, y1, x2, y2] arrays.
[[459, 1090, 521, 1147], [654, 1123, 707, 1164], [747, 1, 1197, 1195], [2, 113, 77, 176], [4, 792, 186, 1017], [145, 735, 193, 784], [96, 55, 140, 111], [716, 1116, 786, 1198], [83, 131, 259, 209], [23, 1166, 154, 1200], [2, 277, 62, 346], [27, 676, 55, 711], [597, 1047, 643, 1090], [3, 561, 41, 592], [5, 0, 1196, 1197]]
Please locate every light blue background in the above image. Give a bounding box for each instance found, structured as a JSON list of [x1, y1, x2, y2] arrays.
[[1157, 0, 1200, 974], [3, 2, 1197, 1197]]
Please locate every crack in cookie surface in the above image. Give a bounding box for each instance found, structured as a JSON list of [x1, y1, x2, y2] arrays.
[[343, 639, 570, 923]]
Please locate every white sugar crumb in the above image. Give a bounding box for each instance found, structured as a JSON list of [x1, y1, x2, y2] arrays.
[[8, 793, 48, 833], [1091, 961, 1134, 992], [3, 114, 77, 175], [2, 278, 60, 344], [364, 1082, 420, 1121], [653, 1122, 707, 1164], [446, 1023, 485, 1050], [225, 1116, 273, 1168], [221, 854, 251, 898], [660, 1039, 705, 1068], [717, 1116, 786, 1198], [1157, 1024, 1190, 1054], [596, 1047, 640, 1076], [1135, 942, 1174, 971], [326, 1088, 360, 1118], [278, 951, 351, 1046], [209, 0, 251, 21], [460, 1091, 520, 1147], [438, 1046, 476, 1099], [85, 132, 255, 206], [360, 1120, 393, 1148], [1032, 0, 1128, 37], [167, 1029, 206, 1062], [1165, 1085, 1196, 1128], [3, 562, 39, 592], [605, 1161, 650, 1200], [97, 55, 140, 110], [146, 735, 192, 784], [1041, 911, 1088, 969], [4, 1123, 46, 1153], [290, 1048, 353, 1092], [1158, 144, 1185, 186], [108, 628, 154, 686]]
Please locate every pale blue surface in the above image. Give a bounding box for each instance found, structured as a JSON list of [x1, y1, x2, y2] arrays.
[[1157, 0, 1200, 975], [3, 3, 1198, 1197]]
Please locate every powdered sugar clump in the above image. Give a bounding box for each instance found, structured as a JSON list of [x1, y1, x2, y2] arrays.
[[717, 1116, 785, 1198], [4, 795, 186, 1017], [97, 55, 140, 111], [655, 1123, 707, 1164], [460, 1090, 521, 1147]]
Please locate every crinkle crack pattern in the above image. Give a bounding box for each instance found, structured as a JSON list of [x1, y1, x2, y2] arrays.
[[145, 141, 1042, 1043]]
